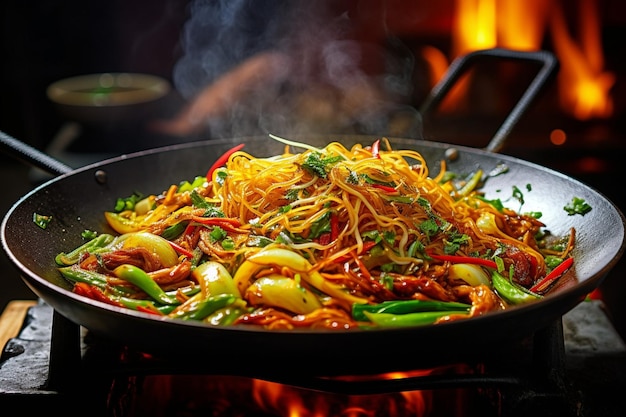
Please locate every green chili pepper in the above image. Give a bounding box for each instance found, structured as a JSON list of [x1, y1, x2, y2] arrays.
[[60, 265, 199, 304], [160, 221, 188, 240], [352, 299, 471, 322], [171, 294, 237, 321], [33, 213, 52, 229], [59, 265, 108, 288], [563, 196, 592, 216], [112, 296, 177, 314], [491, 270, 541, 305], [113, 191, 144, 212], [113, 264, 180, 305], [204, 303, 249, 326], [362, 310, 468, 327], [166, 286, 201, 299], [55, 234, 116, 266], [178, 175, 207, 193], [81, 230, 98, 240], [60, 267, 141, 300]]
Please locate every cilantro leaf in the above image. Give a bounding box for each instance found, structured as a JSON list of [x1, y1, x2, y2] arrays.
[[308, 211, 331, 238], [443, 231, 470, 254], [191, 190, 224, 217], [419, 219, 440, 237], [301, 152, 343, 179]]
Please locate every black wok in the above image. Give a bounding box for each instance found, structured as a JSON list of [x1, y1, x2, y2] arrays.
[[1, 133, 624, 377], [1, 49, 625, 378]]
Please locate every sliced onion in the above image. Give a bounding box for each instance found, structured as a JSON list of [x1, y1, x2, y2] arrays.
[[448, 263, 491, 287], [476, 212, 499, 235], [121, 231, 179, 267], [245, 274, 322, 314], [192, 261, 241, 298]]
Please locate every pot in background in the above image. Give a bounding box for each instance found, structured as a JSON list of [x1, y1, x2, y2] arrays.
[[46, 72, 172, 126]]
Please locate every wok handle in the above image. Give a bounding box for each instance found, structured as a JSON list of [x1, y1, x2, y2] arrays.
[[0, 130, 73, 176], [419, 48, 559, 153]]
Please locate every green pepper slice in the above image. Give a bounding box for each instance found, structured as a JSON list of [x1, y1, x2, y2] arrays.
[[113, 264, 180, 305], [352, 299, 470, 322], [491, 270, 541, 305]]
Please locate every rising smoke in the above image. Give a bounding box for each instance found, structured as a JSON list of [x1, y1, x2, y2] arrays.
[[170, 0, 421, 139]]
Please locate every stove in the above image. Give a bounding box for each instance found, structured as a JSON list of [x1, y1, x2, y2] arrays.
[[1, 298, 624, 416]]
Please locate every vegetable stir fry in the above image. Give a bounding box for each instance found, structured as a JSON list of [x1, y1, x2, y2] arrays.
[[55, 137, 576, 330]]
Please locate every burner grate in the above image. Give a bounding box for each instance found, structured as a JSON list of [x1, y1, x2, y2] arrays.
[[1, 300, 624, 416]]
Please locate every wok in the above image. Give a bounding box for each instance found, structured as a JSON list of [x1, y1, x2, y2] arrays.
[[1, 50, 625, 378], [2, 133, 624, 376]]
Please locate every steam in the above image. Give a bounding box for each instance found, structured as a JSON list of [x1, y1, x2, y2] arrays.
[[171, 0, 420, 139], [174, 0, 286, 98]]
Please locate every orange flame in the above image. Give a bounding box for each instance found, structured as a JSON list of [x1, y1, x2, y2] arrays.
[[251, 371, 432, 417], [107, 366, 482, 416], [426, 0, 614, 121], [497, 0, 552, 52], [550, 0, 615, 119], [253, 379, 324, 417], [453, 0, 497, 56]]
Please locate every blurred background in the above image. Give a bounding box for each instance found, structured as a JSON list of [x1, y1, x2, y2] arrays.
[[1, 0, 625, 339]]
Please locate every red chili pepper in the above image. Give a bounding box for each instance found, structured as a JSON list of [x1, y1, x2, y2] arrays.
[[183, 223, 197, 237], [206, 143, 245, 180], [73, 282, 124, 307], [371, 183, 397, 193], [73, 282, 94, 298], [318, 232, 331, 246], [167, 240, 194, 258], [529, 257, 574, 293], [427, 253, 498, 269], [361, 240, 378, 252], [371, 139, 381, 158], [587, 288, 603, 300]]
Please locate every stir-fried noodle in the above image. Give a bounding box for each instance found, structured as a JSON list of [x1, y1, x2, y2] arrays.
[[56, 137, 575, 330]]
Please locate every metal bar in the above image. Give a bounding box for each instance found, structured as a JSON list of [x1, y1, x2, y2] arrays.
[[419, 48, 559, 153], [255, 373, 523, 395], [0, 130, 73, 176], [46, 310, 82, 392]]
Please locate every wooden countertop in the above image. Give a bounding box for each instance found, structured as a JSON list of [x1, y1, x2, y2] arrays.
[[0, 300, 38, 349]]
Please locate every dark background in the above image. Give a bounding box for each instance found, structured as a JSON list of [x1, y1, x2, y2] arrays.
[[0, 0, 190, 309], [1, 1, 625, 340]]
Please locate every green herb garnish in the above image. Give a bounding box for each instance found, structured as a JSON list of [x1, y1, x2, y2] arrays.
[[33, 213, 52, 229], [564, 197, 592, 216]]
